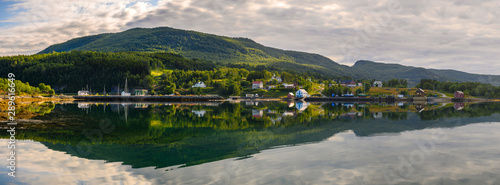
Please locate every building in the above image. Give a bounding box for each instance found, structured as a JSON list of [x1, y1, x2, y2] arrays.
[[454, 91, 465, 98], [295, 89, 309, 98], [373, 81, 383, 87], [287, 92, 294, 98], [270, 75, 282, 82], [246, 94, 255, 98], [252, 81, 264, 89], [77, 91, 89, 96], [192, 81, 206, 88], [415, 88, 425, 97], [267, 85, 276, 90], [341, 80, 357, 88], [358, 83, 363, 87], [134, 89, 148, 96], [121, 91, 131, 96], [283, 83, 295, 89]]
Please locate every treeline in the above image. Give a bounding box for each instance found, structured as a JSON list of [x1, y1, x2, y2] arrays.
[[0, 78, 54, 95], [417, 79, 500, 98], [0, 51, 328, 95]]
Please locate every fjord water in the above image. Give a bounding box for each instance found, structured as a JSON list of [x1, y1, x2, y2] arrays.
[[2, 102, 500, 185]]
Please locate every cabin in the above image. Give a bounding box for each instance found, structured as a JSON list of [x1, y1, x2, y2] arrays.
[[267, 85, 276, 90], [454, 91, 465, 98], [134, 89, 148, 96], [295, 89, 309, 98], [252, 81, 264, 89], [77, 91, 89, 96], [283, 83, 295, 89], [341, 80, 357, 88], [287, 92, 294, 98], [415, 88, 425, 97], [373, 81, 383, 87], [192, 81, 206, 88]]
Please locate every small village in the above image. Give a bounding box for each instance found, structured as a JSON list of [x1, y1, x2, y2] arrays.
[[74, 75, 471, 103]]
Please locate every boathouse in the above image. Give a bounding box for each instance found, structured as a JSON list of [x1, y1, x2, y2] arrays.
[[454, 91, 464, 98]]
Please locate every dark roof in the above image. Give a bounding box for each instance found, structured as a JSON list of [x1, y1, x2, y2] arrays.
[[341, 80, 355, 84]]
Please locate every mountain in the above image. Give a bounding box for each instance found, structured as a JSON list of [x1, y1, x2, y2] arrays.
[[39, 27, 500, 86], [351, 60, 500, 86], [39, 27, 351, 77]]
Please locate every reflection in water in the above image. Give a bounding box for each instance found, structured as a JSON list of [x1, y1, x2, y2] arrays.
[[1, 102, 500, 184]]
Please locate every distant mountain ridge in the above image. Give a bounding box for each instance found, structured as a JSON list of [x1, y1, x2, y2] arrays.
[[351, 60, 500, 86], [39, 27, 500, 86]]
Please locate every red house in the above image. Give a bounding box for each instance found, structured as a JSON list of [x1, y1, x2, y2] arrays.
[[454, 91, 464, 98], [341, 80, 357, 87]]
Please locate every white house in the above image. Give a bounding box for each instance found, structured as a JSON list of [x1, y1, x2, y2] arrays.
[[252, 81, 264, 89], [373, 81, 383, 87], [121, 91, 131, 96], [270, 75, 282, 82], [283, 83, 295, 89], [192, 81, 206, 88], [78, 91, 89, 96], [295, 89, 309, 98]]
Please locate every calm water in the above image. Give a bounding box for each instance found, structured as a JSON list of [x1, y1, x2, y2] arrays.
[[1, 101, 500, 185]]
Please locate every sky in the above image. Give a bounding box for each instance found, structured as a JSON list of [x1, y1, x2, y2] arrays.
[[1, 0, 500, 75]]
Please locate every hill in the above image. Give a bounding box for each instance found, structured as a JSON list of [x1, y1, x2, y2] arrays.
[[38, 27, 500, 86], [351, 60, 500, 86], [39, 27, 351, 77]]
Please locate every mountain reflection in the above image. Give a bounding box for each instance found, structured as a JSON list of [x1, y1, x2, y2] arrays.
[[2, 101, 500, 169]]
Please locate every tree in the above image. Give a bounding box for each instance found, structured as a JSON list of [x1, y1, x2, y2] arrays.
[[48, 89, 55, 95]]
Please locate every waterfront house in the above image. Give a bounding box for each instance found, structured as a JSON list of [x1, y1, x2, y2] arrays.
[[121, 91, 131, 96], [454, 91, 465, 98], [295, 89, 309, 98], [415, 88, 425, 97], [78, 91, 89, 96], [373, 81, 383, 87], [192, 81, 206, 88], [341, 80, 357, 88], [252, 81, 264, 89], [287, 92, 294, 98], [134, 89, 148, 96]]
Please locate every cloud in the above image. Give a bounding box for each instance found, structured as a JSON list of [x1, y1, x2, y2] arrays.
[[1, 0, 500, 75]]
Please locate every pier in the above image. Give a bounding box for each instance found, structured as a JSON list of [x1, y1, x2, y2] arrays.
[[73, 95, 224, 102]]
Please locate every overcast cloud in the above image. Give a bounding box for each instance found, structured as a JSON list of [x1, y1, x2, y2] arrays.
[[1, 0, 500, 75]]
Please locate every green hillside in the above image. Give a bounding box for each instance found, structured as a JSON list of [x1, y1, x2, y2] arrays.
[[37, 27, 500, 86], [39, 27, 350, 77]]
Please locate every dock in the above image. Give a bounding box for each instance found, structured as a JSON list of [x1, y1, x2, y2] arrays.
[[73, 95, 224, 102]]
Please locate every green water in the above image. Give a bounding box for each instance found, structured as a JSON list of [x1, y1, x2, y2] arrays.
[[1, 102, 500, 184]]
